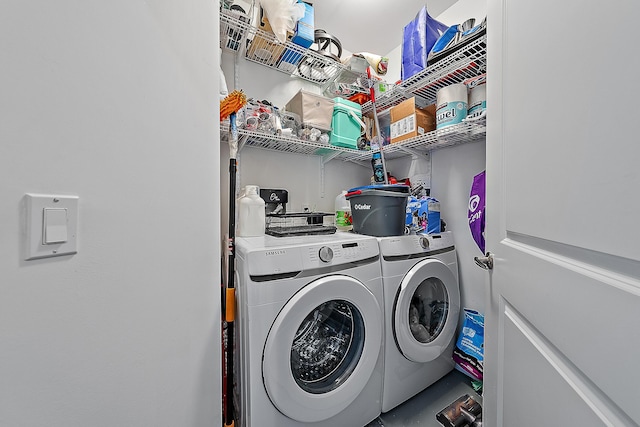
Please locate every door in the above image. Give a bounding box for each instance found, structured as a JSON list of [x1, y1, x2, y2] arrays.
[[485, 0, 640, 426], [262, 275, 382, 423], [394, 258, 460, 363]]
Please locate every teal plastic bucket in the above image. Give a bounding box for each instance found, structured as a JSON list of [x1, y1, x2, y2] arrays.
[[330, 98, 362, 149]]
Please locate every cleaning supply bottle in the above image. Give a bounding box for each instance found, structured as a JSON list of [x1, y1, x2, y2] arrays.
[[237, 185, 266, 237], [372, 152, 385, 183], [334, 190, 352, 231]]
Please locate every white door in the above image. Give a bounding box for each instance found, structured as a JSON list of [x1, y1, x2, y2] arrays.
[[485, 0, 640, 426]]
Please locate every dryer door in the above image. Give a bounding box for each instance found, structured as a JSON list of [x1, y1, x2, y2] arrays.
[[263, 274, 382, 423], [393, 258, 460, 363]]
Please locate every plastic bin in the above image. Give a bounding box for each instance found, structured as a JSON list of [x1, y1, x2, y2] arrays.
[[330, 98, 363, 149], [346, 185, 410, 237]]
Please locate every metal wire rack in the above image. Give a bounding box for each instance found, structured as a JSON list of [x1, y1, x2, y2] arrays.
[[221, 118, 485, 164], [220, 11, 487, 163], [220, 9, 347, 85], [361, 35, 487, 114]]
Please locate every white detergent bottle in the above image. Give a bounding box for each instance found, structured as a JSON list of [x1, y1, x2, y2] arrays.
[[335, 190, 352, 231], [237, 185, 266, 237]]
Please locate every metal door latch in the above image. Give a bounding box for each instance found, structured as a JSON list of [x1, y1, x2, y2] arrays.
[[474, 252, 493, 270]]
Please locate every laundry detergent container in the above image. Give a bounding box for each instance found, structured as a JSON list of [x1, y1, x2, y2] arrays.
[[330, 98, 363, 149], [346, 185, 410, 237]]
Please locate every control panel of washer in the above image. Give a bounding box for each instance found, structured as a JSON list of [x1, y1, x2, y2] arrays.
[[304, 238, 379, 268], [378, 231, 455, 257]]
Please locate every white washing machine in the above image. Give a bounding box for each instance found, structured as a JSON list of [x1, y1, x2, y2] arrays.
[[378, 231, 460, 413], [234, 232, 384, 427]]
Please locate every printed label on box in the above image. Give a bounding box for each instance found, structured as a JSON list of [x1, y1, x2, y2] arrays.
[[390, 114, 416, 139]]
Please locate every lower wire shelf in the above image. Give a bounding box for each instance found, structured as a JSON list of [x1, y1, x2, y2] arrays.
[[221, 117, 486, 164]]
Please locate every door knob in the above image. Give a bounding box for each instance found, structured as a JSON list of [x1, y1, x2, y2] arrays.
[[474, 252, 493, 270]]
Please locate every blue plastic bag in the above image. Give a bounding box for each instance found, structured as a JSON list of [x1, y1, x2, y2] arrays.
[[401, 6, 449, 81]]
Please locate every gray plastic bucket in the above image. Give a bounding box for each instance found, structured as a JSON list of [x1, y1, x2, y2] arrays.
[[346, 188, 408, 237]]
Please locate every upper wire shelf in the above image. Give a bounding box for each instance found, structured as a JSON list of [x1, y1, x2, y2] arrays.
[[220, 9, 348, 85], [361, 35, 487, 114]]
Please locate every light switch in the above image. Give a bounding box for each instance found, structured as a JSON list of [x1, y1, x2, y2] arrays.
[[43, 208, 68, 244], [25, 194, 78, 260]]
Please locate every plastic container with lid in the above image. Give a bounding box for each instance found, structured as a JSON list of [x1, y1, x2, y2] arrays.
[[335, 190, 353, 231], [329, 98, 363, 149], [237, 185, 266, 237], [346, 185, 410, 237]]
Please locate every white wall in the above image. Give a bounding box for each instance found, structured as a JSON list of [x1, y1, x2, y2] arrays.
[[431, 142, 487, 314], [0, 1, 221, 426]]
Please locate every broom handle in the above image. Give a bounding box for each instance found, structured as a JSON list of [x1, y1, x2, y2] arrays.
[[367, 67, 389, 184]]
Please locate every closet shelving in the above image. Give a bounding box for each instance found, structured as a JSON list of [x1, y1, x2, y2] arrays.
[[361, 35, 487, 114], [220, 9, 345, 84], [221, 119, 486, 164], [220, 9, 487, 163]]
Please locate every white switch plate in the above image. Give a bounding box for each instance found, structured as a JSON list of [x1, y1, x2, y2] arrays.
[[25, 194, 79, 260]]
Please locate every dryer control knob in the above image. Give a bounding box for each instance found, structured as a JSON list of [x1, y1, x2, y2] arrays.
[[419, 236, 430, 249], [318, 246, 334, 263]]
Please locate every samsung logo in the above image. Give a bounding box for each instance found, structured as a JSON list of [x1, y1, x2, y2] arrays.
[[265, 250, 286, 256], [354, 203, 371, 210]]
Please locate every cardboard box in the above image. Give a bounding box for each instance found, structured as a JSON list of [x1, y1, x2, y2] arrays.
[[246, 10, 290, 66], [389, 98, 436, 143]]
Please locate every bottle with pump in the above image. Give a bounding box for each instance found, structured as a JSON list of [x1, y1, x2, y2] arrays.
[[335, 190, 352, 231], [237, 185, 266, 237]]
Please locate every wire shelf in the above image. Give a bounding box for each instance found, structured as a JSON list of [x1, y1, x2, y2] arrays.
[[221, 118, 485, 164], [361, 34, 487, 114], [220, 9, 347, 85], [403, 35, 487, 105]]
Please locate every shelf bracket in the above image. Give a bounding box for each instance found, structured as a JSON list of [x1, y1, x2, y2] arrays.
[[237, 134, 249, 152], [321, 151, 342, 165], [396, 145, 426, 158], [319, 157, 326, 198]]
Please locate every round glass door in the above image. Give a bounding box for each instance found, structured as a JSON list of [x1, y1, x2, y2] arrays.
[[394, 258, 460, 363], [262, 275, 382, 423], [407, 277, 449, 344], [291, 300, 364, 394]]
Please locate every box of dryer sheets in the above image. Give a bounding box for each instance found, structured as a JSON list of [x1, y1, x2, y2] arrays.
[[390, 97, 436, 143]]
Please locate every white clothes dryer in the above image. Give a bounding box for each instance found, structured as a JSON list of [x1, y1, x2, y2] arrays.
[[378, 231, 460, 413], [234, 232, 384, 427]]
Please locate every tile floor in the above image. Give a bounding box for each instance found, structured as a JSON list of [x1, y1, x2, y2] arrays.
[[365, 370, 482, 427]]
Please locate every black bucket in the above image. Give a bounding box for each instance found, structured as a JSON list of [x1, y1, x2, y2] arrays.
[[346, 185, 409, 237]]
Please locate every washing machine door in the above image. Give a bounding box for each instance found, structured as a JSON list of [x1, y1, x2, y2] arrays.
[[262, 274, 382, 423], [393, 258, 460, 363]]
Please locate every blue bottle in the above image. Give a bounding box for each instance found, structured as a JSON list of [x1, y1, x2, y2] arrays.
[[371, 152, 385, 183]]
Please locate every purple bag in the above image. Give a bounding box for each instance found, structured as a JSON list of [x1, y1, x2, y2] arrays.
[[401, 6, 449, 81], [468, 171, 485, 253]]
